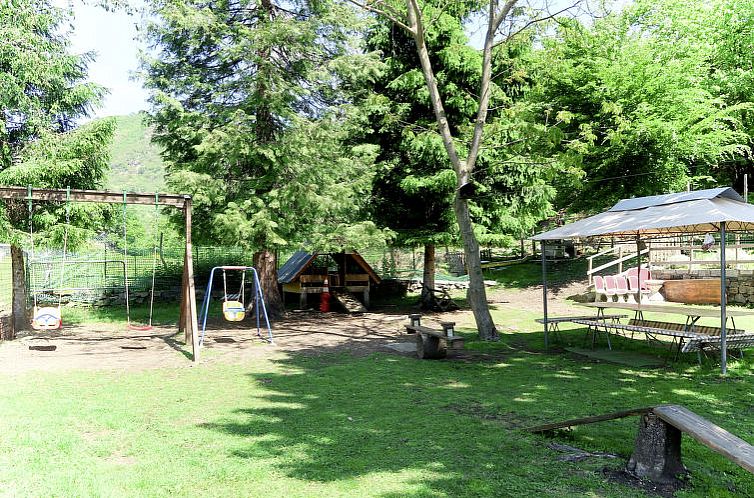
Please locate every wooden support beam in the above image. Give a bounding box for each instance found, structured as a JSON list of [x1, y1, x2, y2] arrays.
[[184, 198, 200, 361], [526, 407, 654, 433], [0, 186, 188, 208]]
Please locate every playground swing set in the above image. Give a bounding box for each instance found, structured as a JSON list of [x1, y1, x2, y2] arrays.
[[198, 266, 273, 346], [6, 186, 273, 361], [3, 186, 202, 361], [26, 188, 162, 332], [8, 186, 273, 361]]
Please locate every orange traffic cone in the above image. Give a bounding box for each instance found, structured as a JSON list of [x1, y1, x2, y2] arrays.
[[320, 278, 331, 312]]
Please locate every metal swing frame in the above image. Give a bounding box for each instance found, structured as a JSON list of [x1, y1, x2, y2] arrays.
[[198, 266, 273, 346]]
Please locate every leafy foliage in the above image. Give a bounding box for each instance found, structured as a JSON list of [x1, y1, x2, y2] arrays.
[[0, 0, 113, 247], [360, 3, 558, 248], [0, 0, 105, 168], [530, 3, 753, 211], [106, 113, 166, 192]]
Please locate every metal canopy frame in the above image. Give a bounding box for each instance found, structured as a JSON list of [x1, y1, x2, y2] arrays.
[[536, 188, 749, 375], [1, 186, 201, 362]]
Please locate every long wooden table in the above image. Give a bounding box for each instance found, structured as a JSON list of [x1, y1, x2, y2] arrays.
[[578, 301, 754, 323], [575, 302, 754, 357]]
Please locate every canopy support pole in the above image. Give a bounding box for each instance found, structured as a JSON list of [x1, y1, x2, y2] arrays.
[[541, 241, 549, 350], [720, 222, 728, 375], [636, 234, 642, 305]]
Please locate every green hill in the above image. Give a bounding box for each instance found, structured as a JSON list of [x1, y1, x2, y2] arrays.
[[105, 113, 166, 192]]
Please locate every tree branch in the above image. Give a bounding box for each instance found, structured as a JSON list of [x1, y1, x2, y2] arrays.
[[345, 0, 415, 34], [493, 1, 581, 48], [465, 0, 519, 176]]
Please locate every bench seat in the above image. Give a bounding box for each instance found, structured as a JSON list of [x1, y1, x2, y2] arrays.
[[405, 315, 463, 359], [405, 324, 464, 345], [652, 404, 754, 474]]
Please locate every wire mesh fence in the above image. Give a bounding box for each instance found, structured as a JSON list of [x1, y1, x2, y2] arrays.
[[0, 243, 478, 312]]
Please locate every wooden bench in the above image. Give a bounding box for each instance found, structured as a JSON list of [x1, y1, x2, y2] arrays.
[[571, 318, 754, 362], [405, 314, 464, 359], [528, 404, 754, 483]]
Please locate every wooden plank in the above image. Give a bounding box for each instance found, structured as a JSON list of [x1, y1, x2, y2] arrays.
[[0, 186, 188, 208], [653, 405, 754, 474], [662, 279, 721, 305], [184, 198, 199, 362], [405, 324, 464, 342], [527, 407, 654, 433]]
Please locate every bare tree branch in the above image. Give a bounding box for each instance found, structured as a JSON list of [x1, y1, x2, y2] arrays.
[[344, 0, 415, 34], [493, 1, 581, 47]]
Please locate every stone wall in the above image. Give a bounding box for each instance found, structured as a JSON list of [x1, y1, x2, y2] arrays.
[[651, 269, 754, 305]]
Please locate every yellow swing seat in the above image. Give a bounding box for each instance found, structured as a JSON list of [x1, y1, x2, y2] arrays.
[[32, 306, 62, 330], [223, 301, 246, 322]]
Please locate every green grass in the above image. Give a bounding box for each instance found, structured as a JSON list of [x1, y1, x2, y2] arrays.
[[2, 299, 754, 496], [484, 258, 588, 290]]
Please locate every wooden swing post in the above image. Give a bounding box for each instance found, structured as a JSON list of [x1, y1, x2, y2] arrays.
[[0, 186, 200, 362]]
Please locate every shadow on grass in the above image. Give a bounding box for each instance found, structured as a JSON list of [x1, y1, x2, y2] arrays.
[[197, 324, 754, 497]]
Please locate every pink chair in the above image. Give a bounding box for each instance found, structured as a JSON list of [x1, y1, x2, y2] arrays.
[[604, 275, 618, 302], [639, 269, 651, 290], [615, 275, 629, 302], [593, 275, 606, 302], [628, 274, 652, 301]]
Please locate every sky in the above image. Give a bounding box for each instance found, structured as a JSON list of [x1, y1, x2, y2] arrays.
[[63, 1, 149, 119], [63, 0, 631, 120]]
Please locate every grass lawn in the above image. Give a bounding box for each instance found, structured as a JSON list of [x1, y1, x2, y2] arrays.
[[2, 283, 754, 496]]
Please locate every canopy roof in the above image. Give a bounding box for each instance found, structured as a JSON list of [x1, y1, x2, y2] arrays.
[[532, 187, 754, 241]]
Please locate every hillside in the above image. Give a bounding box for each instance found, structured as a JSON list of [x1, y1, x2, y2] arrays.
[[105, 113, 166, 192]]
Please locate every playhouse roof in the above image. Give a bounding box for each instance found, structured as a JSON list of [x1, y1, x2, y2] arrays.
[[277, 250, 381, 285], [532, 187, 754, 240]]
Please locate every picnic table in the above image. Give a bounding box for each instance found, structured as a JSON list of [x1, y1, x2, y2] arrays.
[[574, 302, 754, 362]]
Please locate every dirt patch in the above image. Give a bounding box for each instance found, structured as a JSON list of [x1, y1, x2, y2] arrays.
[[602, 468, 688, 497], [488, 279, 589, 317], [0, 310, 469, 374]]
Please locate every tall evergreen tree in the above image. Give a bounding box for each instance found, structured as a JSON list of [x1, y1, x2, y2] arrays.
[[142, 0, 381, 317], [0, 0, 113, 337]]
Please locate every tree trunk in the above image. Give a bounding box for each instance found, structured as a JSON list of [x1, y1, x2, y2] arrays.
[[10, 244, 27, 338], [254, 249, 284, 319], [407, 2, 497, 339], [420, 243, 436, 310], [454, 197, 497, 340], [626, 413, 686, 483]]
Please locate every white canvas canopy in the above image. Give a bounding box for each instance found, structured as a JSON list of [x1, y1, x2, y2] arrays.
[[532, 187, 750, 374], [532, 187, 754, 240]]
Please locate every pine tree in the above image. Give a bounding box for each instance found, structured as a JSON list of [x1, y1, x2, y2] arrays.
[[0, 0, 113, 337], [142, 0, 382, 317]]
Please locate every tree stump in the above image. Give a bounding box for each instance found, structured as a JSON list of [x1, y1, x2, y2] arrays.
[[627, 412, 686, 483], [415, 333, 446, 359]]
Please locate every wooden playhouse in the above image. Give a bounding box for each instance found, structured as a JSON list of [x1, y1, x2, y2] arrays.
[[278, 251, 381, 312]]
